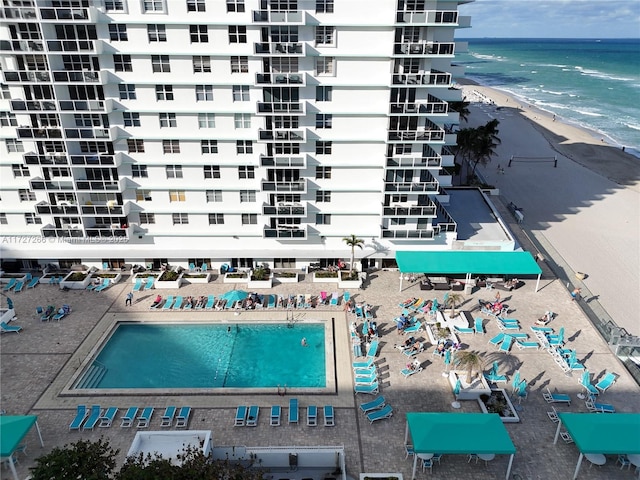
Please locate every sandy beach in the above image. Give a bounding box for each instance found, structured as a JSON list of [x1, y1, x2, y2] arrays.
[[458, 80, 640, 335]]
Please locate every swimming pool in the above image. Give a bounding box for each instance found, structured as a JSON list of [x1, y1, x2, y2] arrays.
[[75, 323, 326, 389]]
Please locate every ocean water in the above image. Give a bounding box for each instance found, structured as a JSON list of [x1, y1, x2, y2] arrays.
[[456, 38, 640, 157]]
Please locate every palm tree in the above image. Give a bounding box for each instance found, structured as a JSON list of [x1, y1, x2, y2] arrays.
[[449, 98, 471, 123], [454, 350, 484, 384], [342, 234, 364, 275], [445, 292, 465, 316]]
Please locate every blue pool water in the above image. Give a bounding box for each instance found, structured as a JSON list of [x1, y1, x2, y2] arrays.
[[86, 323, 326, 389]]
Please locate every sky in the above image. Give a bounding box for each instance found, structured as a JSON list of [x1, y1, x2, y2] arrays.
[[458, 0, 640, 38]]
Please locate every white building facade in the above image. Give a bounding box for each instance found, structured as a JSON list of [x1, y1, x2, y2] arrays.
[[0, 0, 471, 272]]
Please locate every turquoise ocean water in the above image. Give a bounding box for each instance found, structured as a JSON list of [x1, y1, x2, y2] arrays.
[[457, 38, 640, 157]]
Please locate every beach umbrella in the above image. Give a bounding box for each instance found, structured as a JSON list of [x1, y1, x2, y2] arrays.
[[568, 350, 577, 366], [220, 290, 248, 303], [431, 298, 439, 312], [517, 379, 528, 403], [361, 320, 369, 335], [511, 370, 521, 392], [581, 369, 591, 387], [443, 292, 449, 306], [491, 361, 499, 376], [557, 327, 565, 342], [453, 378, 461, 397]]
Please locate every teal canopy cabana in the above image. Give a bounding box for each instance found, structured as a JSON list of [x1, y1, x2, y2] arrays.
[[405, 412, 516, 479], [554, 413, 640, 479], [395, 251, 542, 292], [0, 415, 44, 480]]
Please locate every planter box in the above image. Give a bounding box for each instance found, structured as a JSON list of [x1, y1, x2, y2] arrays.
[[449, 371, 491, 401], [425, 324, 459, 345], [182, 272, 212, 284], [154, 273, 183, 289], [273, 271, 299, 283], [100, 272, 122, 285], [360, 474, 403, 480], [247, 276, 273, 289], [60, 272, 92, 290], [132, 274, 157, 283], [339, 278, 362, 289], [224, 273, 248, 284], [478, 389, 520, 423], [312, 272, 339, 283]]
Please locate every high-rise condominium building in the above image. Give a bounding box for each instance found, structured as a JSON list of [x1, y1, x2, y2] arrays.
[[0, 0, 472, 272]]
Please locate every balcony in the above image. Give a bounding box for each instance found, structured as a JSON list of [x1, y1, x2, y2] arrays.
[[35, 202, 79, 216], [392, 71, 452, 86], [64, 127, 110, 139], [396, 10, 459, 25], [30, 177, 74, 191], [0, 6, 38, 20], [258, 129, 305, 142], [254, 42, 304, 56], [85, 225, 131, 238], [75, 179, 122, 192], [384, 181, 439, 193], [58, 100, 105, 112], [382, 228, 435, 239], [53, 70, 100, 83], [41, 226, 84, 238], [263, 202, 306, 216], [394, 42, 455, 56], [386, 156, 441, 168], [263, 226, 307, 239], [39, 7, 90, 21], [10, 99, 57, 111], [24, 153, 68, 166], [81, 203, 129, 216], [390, 99, 448, 115], [260, 156, 305, 168], [252, 10, 303, 24], [4, 71, 50, 83], [257, 101, 305, 115], [261, 179, 306, 193], [0, 40, 44, 52], [47, 39, 97, 53], [17, 127, 63, 139], [255, 72, 305, 86], [70, 154, 116, 166], [382, 205, 436, 217], [388, 128, 445, 142]]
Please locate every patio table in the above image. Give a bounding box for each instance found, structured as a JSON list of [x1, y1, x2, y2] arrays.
[[584, 453, 606, 466]]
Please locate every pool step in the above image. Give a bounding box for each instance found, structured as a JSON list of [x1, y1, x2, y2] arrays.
[[75, 363, 106, 389]]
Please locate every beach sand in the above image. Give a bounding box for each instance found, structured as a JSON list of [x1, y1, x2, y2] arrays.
[[458, 80, 640, 335]]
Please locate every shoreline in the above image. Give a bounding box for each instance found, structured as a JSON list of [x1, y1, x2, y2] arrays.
[[456, 78, 640, 189]]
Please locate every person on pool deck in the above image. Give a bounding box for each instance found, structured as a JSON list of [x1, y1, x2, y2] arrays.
[[151, 295, 162, 308]]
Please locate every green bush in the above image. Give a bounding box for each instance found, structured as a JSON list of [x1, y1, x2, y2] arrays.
[[158, 270, 179, 281], [314, 271, 338, 278], [67, 272, 88, 281], [274, 271, 297, 278], [340, 271, 360, 281]]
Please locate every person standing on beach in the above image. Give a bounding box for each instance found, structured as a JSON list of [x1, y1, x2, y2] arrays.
[[571, 288, 581, 301]]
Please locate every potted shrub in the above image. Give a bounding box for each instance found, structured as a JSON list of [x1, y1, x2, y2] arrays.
[[224, 271, 248, 284], [312, 270, 339, 283], [273, 270, 299, 283], [60, 271, 92, 289], [182, 272, 212, 284], [478, 390, 520, 423], [154, 269, 183, 289], [248, 266, 272, 289]]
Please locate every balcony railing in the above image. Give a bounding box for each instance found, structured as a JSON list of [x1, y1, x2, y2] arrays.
[[10, 99, 57, 111], [256, 72, 305, 86], [261, 179, 306, 193], [258, 129, 305, 142], [58, 100, 105, 112], [382, 228, 435, 239], [85, 226, 130, 238], [75, 179, 122, 191], [382, 205, 436, 217], [254, 42, 304, 55], [392, 71, 452, 86], [0, 6, 38, 20], [40, 7, 89, 21], [0, 40, 44, 52], [260, 156, 305, 168], [53, 70, 100, 83], [24, 153, 68, 165], [396, 10, 458, 25], [257, 101, 305, 114], [70, 154, 115, 166], [30, 178, 74, 191], [263, 226, 307, 239], [386, 156, 441, 168], [390, 99, 448, 115], [41, 227, 84, 238], [252, 10, 303, 23], [263, 202, 306, 216], [47, 40, 96, 53], [81, 204, 126, 216], [35, 202, 79, 215], [4, 70, 50, 83], [384, 181, 439, 193], [394, 42, 455, 56], [17, 127, 63, 139], [388, 129, 445, 142], [65, 127, 110, 139]]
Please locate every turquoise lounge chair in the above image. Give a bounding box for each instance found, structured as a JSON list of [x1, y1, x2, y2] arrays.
[[516, 340, 540, 350], [120, 407, 139, 428], [0, 321, 22, 333], [366, 340, 379, 357], [270, 406, 281, 426], [329, 292, 339, 306], [360, 396, 386, 414], [267, 294, 276, 308], [143, 276, 155, 290], [69, 405, 88, 431], [353, 357, 375, 369], [366, 404, 393, 424], [454, 325, 475, 334], [132, 278, 143, 292], [247, 406, 259, 426], [13, 281, 25, 293], [82, 405, 102, 431], [355, 381, 379, 395], [98, 407, 118, 428], [235, 406, 248, 426], [306, 406, 317, 426], [488, 332, 505, 347], [27, 277, 40, 288], [288, 398, 299, 424], [201, 263, 207, 271], [175, 406, 191, 428], [595, 372, 617, 393], [136, 407, 154, 428], [403, 321, 422, 334], [2, 278, 16, 291], [543, 388, 571, 405], [474, 317, 485, 334], [172, 296, 183, 310], [94, 278, 111, 292], [161, 406, 177, 427], [355, 373, 378, 385], [324, 405, 335, 426], [499, 335, 514, 353], [586, 397, 615, 413], [161, 296, 175, 310], [204, 295, 215, 310]]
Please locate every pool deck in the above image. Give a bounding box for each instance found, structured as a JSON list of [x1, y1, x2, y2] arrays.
[[2, 267, 640, 479]]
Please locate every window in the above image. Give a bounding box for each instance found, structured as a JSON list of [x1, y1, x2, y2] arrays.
[[147, 24, 166, 42], [226, 0, 245, 12], [236, 140, 253, 154], [402, 58, 420, 74], [187, 0, 205, 12], [390, 218, 406, 226], [25, 213, 42, 225], [136, 189, 152, 201], [162, 139, 180, 153], [18, 189, 36, 201], [315, 26, 334, 45], [113, 54, 132, 72], [12, 164, 29, 177], [0, 213, 6, 225], [0, 83, 10, 100], [316, 190, 331, 202], [230, 56, 248, 73], [315, 213, 331, 225], [395, 143, 412, 154], [118, 84, 136, 100], [232, 85, 250, 101], [139, 213, 155, 224], [315, 141, 332, 154], [109, 24, 128, 41], [127, 139, 145, 153], [240, 190, 256, 202], [172, 213, 189, 225], [105, 1, 124, 11], [229, 26, 247, 43], [417, 218, 429, 230], [241, 214, 257, 225], [169, 190, 186, 202], [123, 112, 140, 127], [316, 57, 334, 76], [274, 258, 295, 268], [316, 0, 334, 13], [159, 113, 177, 127], [271, 57, 298, 73], [195, 85, 214, 101], [197, 113, 215, 128], [234, 113, 251, 128], [143, 0, 165, 12], [6, 139, 24, 153], [208, 213, 224, 224], [190, 25, 208, 42], [273, 116, 299, 128], [155, 84, 173, 100], [193, 56, 211, 73], [203, 165, 221, 179], [316, 114, 332, 129], [316, 85, 332, 101], [166, 165, 183, 178], [274, 143, 299, 154], [131, 165, 148, 177], [201, 140, 218, 154], [315, 166, 332, 179], [151, 55, 170, 73], [206, 190, 222, 202], [238, 166, 255, 179]]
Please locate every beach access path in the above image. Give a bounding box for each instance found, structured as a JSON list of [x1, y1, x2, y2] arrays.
[[460, 83, 640, 336]]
